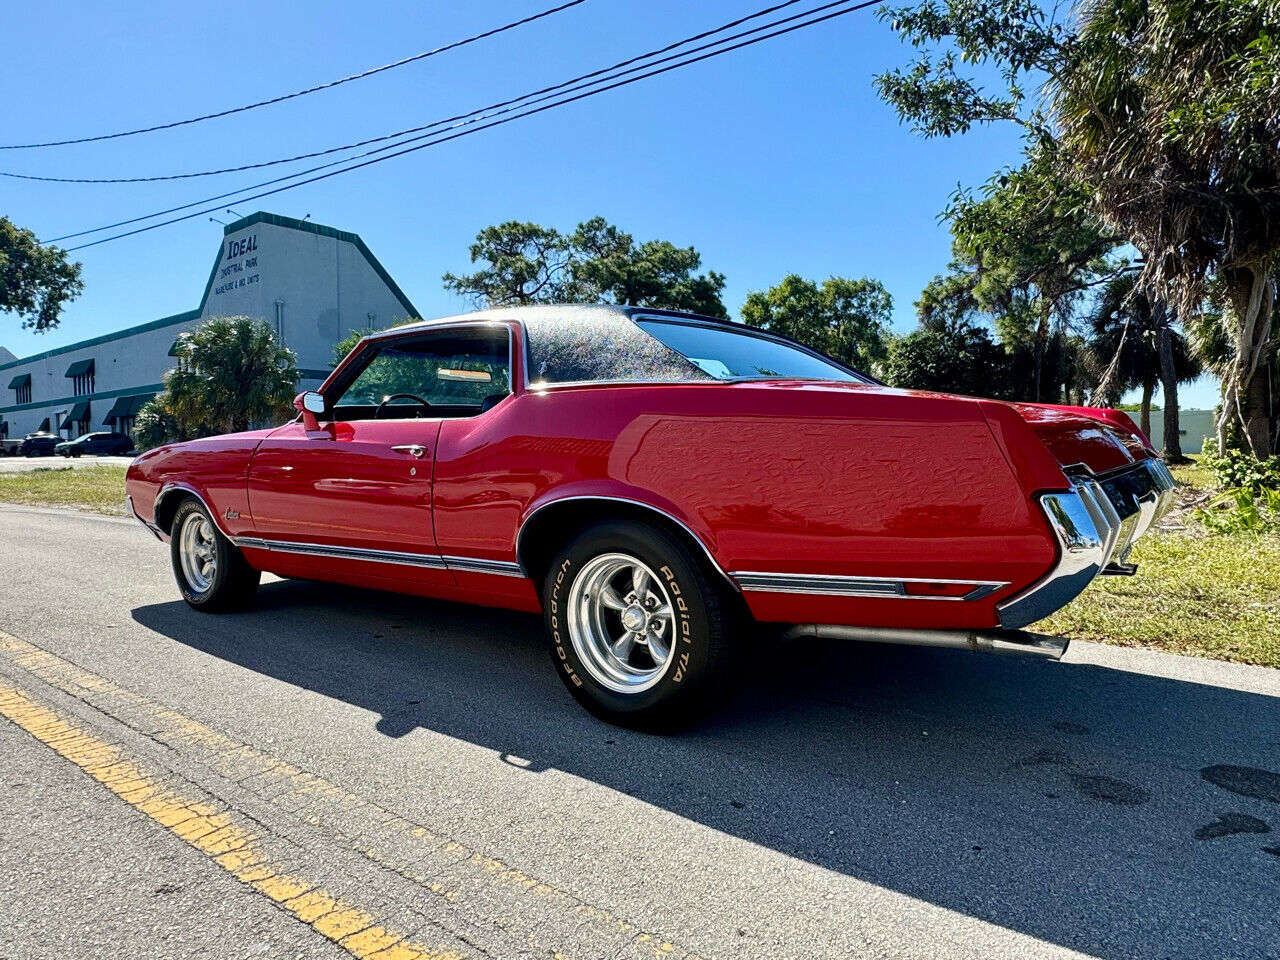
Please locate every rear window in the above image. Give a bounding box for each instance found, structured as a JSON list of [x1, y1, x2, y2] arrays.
[[521, 309, 868, 385], [523, 308, 710, 386], [635, 320, 866, 383]]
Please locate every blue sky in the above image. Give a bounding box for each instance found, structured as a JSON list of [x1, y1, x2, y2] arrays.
[[2, 0, 1217, 407]]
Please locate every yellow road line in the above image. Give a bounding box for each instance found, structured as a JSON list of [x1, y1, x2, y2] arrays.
[[0, 628, 702, 960], [0, 678, 466, 960]]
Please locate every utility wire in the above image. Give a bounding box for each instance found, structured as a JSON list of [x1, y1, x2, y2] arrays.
[[0, 0, 592, 151], [41, 0, 831, 243], [60, 0, 882, 252], [11, 0, 809, 185]]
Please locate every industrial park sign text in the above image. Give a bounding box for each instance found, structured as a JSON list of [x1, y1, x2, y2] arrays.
[[214, 233, 260, 296]]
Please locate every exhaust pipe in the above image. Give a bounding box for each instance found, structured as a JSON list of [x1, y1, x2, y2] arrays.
[[779, 624, 1070, 660]]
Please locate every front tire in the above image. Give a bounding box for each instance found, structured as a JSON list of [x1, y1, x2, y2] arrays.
[[170, 499, 260, 612], [544, 520, 742, 730]]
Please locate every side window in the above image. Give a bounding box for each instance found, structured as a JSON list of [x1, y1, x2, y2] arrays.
[[331, 326, 511, 420]]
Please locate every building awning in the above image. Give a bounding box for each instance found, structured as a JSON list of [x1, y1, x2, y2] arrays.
[[37, 417, 50, 432], [103, 393, 154, 423], [65, 358, 95, 378], [65, 401, 91, 423], [168, 337, 187, 357], [8, 373, 31, 389]]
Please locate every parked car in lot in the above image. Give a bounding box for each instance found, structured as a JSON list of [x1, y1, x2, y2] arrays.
[[55, 431, 135, 458], [125, 305, 1176, 727], [18, 432, 62, 457]]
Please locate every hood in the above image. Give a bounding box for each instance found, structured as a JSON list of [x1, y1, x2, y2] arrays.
[[1009, 402, 1153, 475]]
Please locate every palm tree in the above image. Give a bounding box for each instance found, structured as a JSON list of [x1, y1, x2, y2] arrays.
[[1055, 0, 1280, 455], [162, 316, 298, 438], [1088, 275, 1202, 447]]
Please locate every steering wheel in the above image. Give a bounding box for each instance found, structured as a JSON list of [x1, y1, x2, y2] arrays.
[[374, 393, 433, 419]]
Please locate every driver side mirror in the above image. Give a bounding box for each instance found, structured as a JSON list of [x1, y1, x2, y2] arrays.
[[294, 391, 327, 432]]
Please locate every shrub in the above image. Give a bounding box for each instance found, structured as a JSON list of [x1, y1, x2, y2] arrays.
[[1195, 447, 1280, 534], [1203, 449, 1280, 496]]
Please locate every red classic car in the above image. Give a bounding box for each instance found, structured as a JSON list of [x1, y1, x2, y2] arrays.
[[125, 305, 1176, 727]]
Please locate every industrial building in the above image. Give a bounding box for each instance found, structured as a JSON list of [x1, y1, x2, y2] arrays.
[[0, 212, 417, 440]]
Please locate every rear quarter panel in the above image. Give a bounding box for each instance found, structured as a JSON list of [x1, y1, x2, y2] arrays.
[[434, 381, 1059, 629]]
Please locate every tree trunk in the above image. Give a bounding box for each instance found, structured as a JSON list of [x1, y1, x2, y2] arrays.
[[1153, 301, 1186, 463], [1032, 310, 1051, 402], [1241, 364, 1273, 457], [1218, 264, 1276, 456], [1140, 379, 1155, 440]]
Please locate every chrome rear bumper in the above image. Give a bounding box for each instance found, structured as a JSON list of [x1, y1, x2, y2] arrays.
[[998, 459, 1177, 629]]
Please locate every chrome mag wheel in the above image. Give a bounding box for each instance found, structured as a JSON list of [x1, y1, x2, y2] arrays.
[[566, 553, 677, 694], [178, 511, 218, 595]]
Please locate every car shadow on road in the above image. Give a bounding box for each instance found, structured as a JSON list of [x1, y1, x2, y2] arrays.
[[132, 579, 1280, 960]]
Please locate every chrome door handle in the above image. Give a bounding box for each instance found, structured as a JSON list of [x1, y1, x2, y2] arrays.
[[391, 444, 427, 459]]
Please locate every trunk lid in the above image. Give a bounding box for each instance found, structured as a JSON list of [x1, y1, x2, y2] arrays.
[[1010, 402, 1154, 475]]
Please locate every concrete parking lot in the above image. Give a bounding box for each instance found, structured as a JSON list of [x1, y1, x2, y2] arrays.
[[1, 502, 1277, 959]]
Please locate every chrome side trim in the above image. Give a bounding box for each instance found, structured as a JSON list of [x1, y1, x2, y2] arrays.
[[442, 555, 525, 578], [731, 572, 1009, 600], [233, 537, 449, 570], [515, 495, 741, 592], [231, 537, 526, 578]]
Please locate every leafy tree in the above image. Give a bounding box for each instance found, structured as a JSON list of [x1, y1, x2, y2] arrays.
[[443, 217, 727, 317], [881, 324, 1012, 397], [134, 316, 298, 449], [0, 217, 83, 332], [443, 222, 576, 306], [1087, 274, 1202, 439], [1054, 0, 1280, 455], [941, 146, 1126, 400], [331, 318, 420, 366], [568, 217, 728, 318], [132, 392, 189, 452], [916, 269, 982, 334], [740, 275, 891, 371], [874, 0, 1204, 458]]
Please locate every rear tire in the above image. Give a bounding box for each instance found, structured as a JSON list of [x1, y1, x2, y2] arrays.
[[170, 498, 260, 613], [543, 519, 744, 730]]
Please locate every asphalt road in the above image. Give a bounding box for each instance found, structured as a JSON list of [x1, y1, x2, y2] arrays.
[[1, 503, 1278, 960]]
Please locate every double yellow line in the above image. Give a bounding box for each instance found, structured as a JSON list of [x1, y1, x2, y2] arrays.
[[0, 677, 462, 960]]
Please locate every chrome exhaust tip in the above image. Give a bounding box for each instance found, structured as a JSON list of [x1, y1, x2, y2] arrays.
[[779, 624, 1070, 660]]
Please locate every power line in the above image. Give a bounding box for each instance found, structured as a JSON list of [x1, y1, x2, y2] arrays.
[[0, 0, 593, 151], [41, 0, 833, 243], [10, 0, 810, 185], [60, 0, 883, 252]]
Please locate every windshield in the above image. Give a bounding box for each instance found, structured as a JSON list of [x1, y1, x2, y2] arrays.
[[635, 319, 867, 382]]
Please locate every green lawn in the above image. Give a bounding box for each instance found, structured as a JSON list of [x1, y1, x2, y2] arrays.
[[1042, 455, 1280, 668], [0, 465, 128, 516], [1042, 529, 1280, 667], [0, 457, 1275, 668]]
